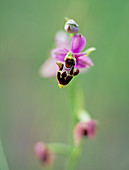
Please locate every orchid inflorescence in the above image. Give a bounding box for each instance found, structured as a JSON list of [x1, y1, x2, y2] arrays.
[[35, 18, 98, 169]]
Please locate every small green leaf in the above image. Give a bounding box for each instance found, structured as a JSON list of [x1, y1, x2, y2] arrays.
[[84, 47, 96, 56]]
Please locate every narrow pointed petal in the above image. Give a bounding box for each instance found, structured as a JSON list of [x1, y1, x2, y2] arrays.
[[39, 58, 58, 78], [84, 47, 96, 56], [76, 56, 94, 68], [74, 122, 86, 145], [51, 48, 69, 62], [71, 34, 86, 53], [74, 52, 87, 58]]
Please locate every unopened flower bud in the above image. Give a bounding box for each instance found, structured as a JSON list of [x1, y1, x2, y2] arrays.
[[34, 142, 55, 166], [64, 19, 79, 33]]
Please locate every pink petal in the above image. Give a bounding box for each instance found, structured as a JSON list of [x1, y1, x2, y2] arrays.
[[34, 142, 46, 159], [71, 34, 86, 53], [51, 47, 69, 62], [76, 56, 94, 68], [74, 122, 86, 145], [34, 142, 55, 166], [39, 58, 58, 78], [55, 31, 70, 48], [79, 67, 89, 74], [74, 52, 87, 58], [87, 120, 98, 138]]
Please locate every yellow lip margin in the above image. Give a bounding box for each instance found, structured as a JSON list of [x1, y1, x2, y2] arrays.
[[58, 84, 65, 88]]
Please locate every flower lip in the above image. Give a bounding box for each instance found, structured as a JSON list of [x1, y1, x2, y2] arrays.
[[57, 71, 73, 86]]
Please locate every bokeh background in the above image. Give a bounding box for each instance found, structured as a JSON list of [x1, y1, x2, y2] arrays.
[[0, 0, 129, 169]]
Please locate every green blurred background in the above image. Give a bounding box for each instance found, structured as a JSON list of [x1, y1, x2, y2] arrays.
[[0, 0, 129, 169]]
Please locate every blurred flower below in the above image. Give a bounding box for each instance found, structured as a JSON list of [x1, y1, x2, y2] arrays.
[[34, 142, 55, 166]]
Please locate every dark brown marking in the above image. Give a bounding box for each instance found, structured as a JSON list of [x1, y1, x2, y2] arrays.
[[73, 68, 79, 76], [65, 58, 75, 68], [57, 71, 73, 85], [83, 129, 88, 136]]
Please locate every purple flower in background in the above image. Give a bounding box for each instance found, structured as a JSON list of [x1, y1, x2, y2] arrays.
[[34, 142, 55, 166], [74, 120, 97, 145]]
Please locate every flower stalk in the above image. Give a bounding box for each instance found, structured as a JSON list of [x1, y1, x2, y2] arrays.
[[48, 143, 72, 155], [68, 79, 79, 145], [35, 17, 97, 170], [66, 80, 82, 170]]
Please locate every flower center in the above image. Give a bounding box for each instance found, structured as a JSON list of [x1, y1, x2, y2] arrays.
[[65, 51, 76, 68], [83, 129, 88, 136]]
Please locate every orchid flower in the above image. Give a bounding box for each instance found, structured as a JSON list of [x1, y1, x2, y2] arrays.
[[53, 33, 94, 87], [34, 142, 55, 166], [74, 120, 98, 145], [40, 31, 95, 87]]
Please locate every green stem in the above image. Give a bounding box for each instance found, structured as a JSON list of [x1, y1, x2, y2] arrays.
[[66, 79, 82, 170], [66, 145, 83, 170], [48, 143, 72, 155], [68, 79, 78, 145]]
